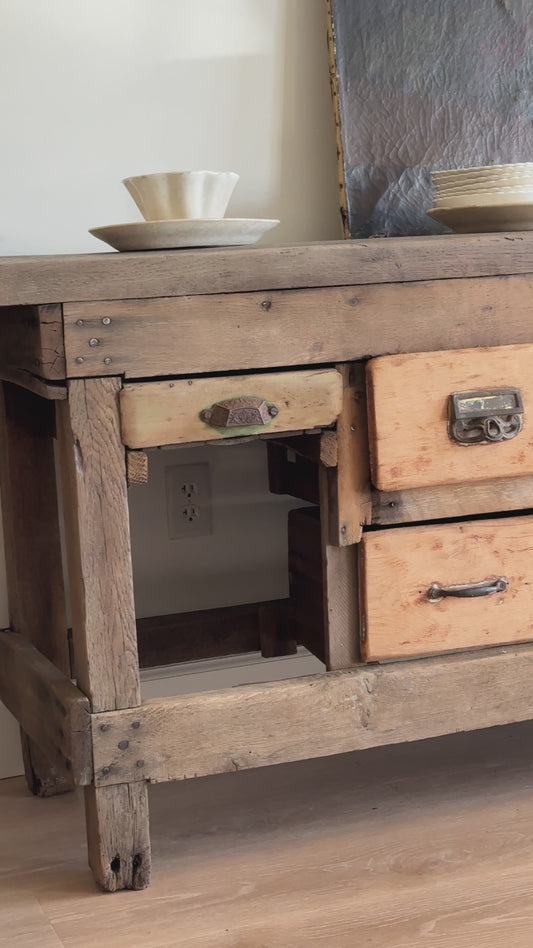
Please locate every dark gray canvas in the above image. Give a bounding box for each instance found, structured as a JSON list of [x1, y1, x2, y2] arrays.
[[330, 0, 533, 236]]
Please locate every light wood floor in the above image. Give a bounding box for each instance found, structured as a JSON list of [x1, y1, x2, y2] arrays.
[[2, 723, 533, 947]]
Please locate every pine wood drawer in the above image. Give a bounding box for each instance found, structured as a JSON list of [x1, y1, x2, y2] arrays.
[[359, 515, 533, 661], [119, 368, 343, 448], [366, 344, 533, 491]]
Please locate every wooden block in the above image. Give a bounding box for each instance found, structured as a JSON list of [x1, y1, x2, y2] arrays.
[[126, 449, 148, 486], [85, 783, 150, 891], [91, 642, 533, 785], [0, 304, 65, 381], [62, 274, 533, 380], [320, 430, 338, 468], [367, 343, 533, 491], [0, 631, 91, 786], [269, 432, 337, 467], [267, 443, 320, 504], [321, 538, 359, 671], [119, 369, 343, 448], [322, 363, 371, 546], [288, 507, 325, 663], [137, 600, 290, 668], [360, 514, 533, 661], [288, 498, 359, 672], [258, 600, 297, 658]]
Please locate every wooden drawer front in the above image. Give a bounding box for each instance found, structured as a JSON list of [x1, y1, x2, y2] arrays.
[[119, 368, 343, 448], [367, 344, 533, 491], [360, 515, 533, 662]]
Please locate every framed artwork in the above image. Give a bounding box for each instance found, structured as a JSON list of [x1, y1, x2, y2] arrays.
[[327, 0, 533, 237]]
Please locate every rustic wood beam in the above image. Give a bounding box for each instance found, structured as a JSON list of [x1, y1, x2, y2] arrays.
[[56, 377, 150, 891], [0, 382, 71, 796], [0, 631, 91, 786], [0, 305, 65, 380], [320, 363, 371, 547], [62, 273, 533, 380], [136, 599, 292, 668], [90, 642, 533, 787], [3, 233, 533, 306]]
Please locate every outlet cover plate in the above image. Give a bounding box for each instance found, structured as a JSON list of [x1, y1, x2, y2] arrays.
[[165, 462, 213, 539]]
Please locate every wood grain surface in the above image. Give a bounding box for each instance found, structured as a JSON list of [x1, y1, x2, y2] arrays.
[[56, 377, 151, 891], [372, 474, 533, 525], [119, 369, 343, 448], [0, 631, 91, 786], [125, 449, 148, 486], [3, 232, 533, 305], [321, 363, 371, 546], [360, 514, 533, 661], [91, 641, 533, 786], [0, 304, 65, 380], [367, 343, 533, 491], [63, 274, 533, 379], [0, 382, 70, 797], [56, 378, 140, 712]]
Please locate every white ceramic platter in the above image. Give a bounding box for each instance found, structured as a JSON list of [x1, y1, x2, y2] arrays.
[[89, 218, 280, 251], [427, 203, 533, 233]]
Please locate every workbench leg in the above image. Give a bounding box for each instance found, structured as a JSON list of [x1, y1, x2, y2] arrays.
[[56, 377, 151, 891], [0, 382, 71, 796]]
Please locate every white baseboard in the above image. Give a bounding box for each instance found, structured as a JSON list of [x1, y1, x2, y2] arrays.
[[140, 647, 324, 698]]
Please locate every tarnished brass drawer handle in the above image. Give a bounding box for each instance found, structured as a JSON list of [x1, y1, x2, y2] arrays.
[[200, 396, 279, 429], [427, 578, 508, 602], [449, 388, 523, 445]]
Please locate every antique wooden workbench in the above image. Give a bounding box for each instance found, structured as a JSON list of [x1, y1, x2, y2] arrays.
[[2, 233, 533, 891]]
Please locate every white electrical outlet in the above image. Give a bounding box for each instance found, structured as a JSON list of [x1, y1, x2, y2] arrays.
[[165, 462, 213, 539]]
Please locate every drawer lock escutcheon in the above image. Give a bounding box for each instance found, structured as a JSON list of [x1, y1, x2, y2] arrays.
[[200, 396, 279, 429], [427, 578, 508, 602], [449, 388, 523, 445]]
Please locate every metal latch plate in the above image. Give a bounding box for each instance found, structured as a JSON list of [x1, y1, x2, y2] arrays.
[[449, 388, 523, 445]]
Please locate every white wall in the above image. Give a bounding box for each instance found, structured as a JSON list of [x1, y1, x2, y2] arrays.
[[0, 0, 341, 777]]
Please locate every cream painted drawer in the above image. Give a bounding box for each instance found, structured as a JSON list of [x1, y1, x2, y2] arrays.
[[119, 368, 343, 448], [366, 344, 533, 491], [359, 515, 533, 662]]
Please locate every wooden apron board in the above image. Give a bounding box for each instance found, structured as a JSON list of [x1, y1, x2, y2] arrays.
[[327, 0, 533, 237]]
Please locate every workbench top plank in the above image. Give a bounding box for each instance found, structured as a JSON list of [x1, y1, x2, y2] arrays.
[[2, 232, 533, 305]]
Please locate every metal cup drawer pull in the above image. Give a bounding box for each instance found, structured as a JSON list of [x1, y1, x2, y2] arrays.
[[200, 396, 279, 429], [427, 577, 508, 602], [449, 388, 523, 445]]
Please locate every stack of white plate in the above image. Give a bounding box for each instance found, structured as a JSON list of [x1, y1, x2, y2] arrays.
[[427, 163, 533, 233]]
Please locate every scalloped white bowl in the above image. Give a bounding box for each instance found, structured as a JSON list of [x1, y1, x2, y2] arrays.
[[123, 171, 239, 221]]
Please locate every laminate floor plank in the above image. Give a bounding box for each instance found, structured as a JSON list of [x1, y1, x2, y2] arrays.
[[2, 722, 533, 946], [0, 892, 64, 948]]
